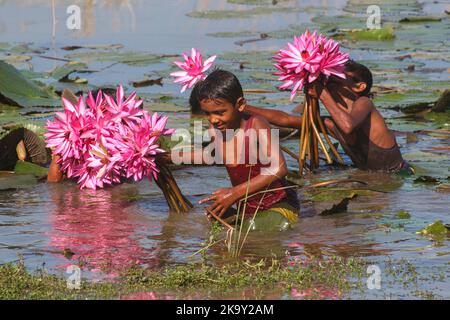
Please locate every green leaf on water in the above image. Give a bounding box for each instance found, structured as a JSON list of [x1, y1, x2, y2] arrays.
[[416, 220, 449, 236], [0, 60, 60, 108], [187, 6, 304, 19], [0, 172, 38, 191], [399, 16, 442, 23], [413, 175, 439, 184], [14, 161, 48, 180], [48, 61, 88, 81], [341, 26, 395, 41], [396, 210, 411, 219]]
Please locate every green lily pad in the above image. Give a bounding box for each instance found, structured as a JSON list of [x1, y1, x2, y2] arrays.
[[64, 51, 175, 66], [187, 6, 304, 19], [48, 61, 88, 81], [14, 161, 48, 180], [340, 26, 395, 41], [424, 111, 450, 128], [0, 172, 38, 191], [413, 175, 439, 184], [396, 210, 411, 219], [0, 60, 60, 108], [416, 220, 449, 236], [207, 31, 259, 38], [399, 16, 442, 23]]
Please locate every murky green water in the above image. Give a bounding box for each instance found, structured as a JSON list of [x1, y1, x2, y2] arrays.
[[0, 0, 449, 299]]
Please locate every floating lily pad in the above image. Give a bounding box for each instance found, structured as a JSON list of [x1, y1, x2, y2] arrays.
[[340, 26, 395, 41], [0, 172, 38, 191], [207, 31, 259, 38], [0, 60, 59, 108], [399, 16, 442, 23], [48, 61, 88, 81], [320, 193, 358, 216], [416, 220, 449, 236], [396, 210, 411, 219], [187, 6, 304, 19], [413, 175, 439, 184], [14, 161, 48, 180], [64, 51, 175, 66]]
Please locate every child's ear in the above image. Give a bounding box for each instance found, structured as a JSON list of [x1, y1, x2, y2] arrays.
[[353, 82, 367, 94], [236, 97, 246, 112]]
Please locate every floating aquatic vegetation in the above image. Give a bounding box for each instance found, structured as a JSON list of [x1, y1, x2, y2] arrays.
[[0, 61, 59, 108], [413, 176, 440, 184], [399, 16, 442, 23], [131, 77, 163, 88], [396, 210, 411, 219], [186, 6, 304, 19], [416, 220, 449, 237], [14, 161, 48, 180], [338, 26, 396, 41], [0, 172, 38, 191], [48, 61, 89, 82], [61, 44, 124, 51], [320, 193, 358, 216], [64, 51, 176, 67]]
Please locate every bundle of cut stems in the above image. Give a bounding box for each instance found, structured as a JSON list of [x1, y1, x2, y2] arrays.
[[155, 158, 193, 213], [298, 94, 344, 176]]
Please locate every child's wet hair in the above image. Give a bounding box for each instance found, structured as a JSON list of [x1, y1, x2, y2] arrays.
[[189, 82, 202, 114], [196, 69, 244, 106], [345, 60, 373, 97]]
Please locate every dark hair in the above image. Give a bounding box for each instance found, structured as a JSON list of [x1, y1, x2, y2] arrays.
[[196, 69, 244, 106], [189, 82, 202, 114], [345, 60, 373, 97]]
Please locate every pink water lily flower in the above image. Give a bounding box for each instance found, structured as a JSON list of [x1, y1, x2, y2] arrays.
[[170, 48, 216, 93], [274, 30, 349, 101], [45, 86, 175, 190]]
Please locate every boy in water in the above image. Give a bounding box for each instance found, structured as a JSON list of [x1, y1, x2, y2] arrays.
[[177, 69, 300, 231], [242, 60, 412, 173]]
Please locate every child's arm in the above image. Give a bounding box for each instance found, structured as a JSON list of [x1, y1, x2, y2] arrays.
[[47, 154, 63, 182], [200, 116, 288, 217], [243, 104, 302, 129], [312, 82, 373, 135]]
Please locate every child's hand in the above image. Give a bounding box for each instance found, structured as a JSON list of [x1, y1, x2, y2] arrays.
[[304, 77, 325, 98], [199, 187, 237, 217], [156, 151, 172, 164]]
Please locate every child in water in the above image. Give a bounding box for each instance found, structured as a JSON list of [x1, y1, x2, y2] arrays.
[[242, 60, 413, 173], [174, 69, 300, 231]]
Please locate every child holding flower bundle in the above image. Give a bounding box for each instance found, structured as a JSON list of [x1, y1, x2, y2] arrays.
[[243, 60, 412, 173]]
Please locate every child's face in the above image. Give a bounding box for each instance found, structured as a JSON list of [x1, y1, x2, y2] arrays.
[[200, 98, 241, 132]]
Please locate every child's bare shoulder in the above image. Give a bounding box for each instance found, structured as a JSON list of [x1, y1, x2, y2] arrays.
[[354, 96, 374, 109], [249, 115, 271, 129]]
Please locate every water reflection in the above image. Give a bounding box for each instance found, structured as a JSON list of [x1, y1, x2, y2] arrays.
[[47, 183, 160, 277]]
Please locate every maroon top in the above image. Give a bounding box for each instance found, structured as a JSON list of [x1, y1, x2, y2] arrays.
[[225, 116, 299, 216]]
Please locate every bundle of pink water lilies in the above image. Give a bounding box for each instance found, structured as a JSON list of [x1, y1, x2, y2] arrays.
[[273, 29, 349, 101], [273, 30, 348, 174], [45, 86, 192, 212], [45, 86, 174, 190]]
